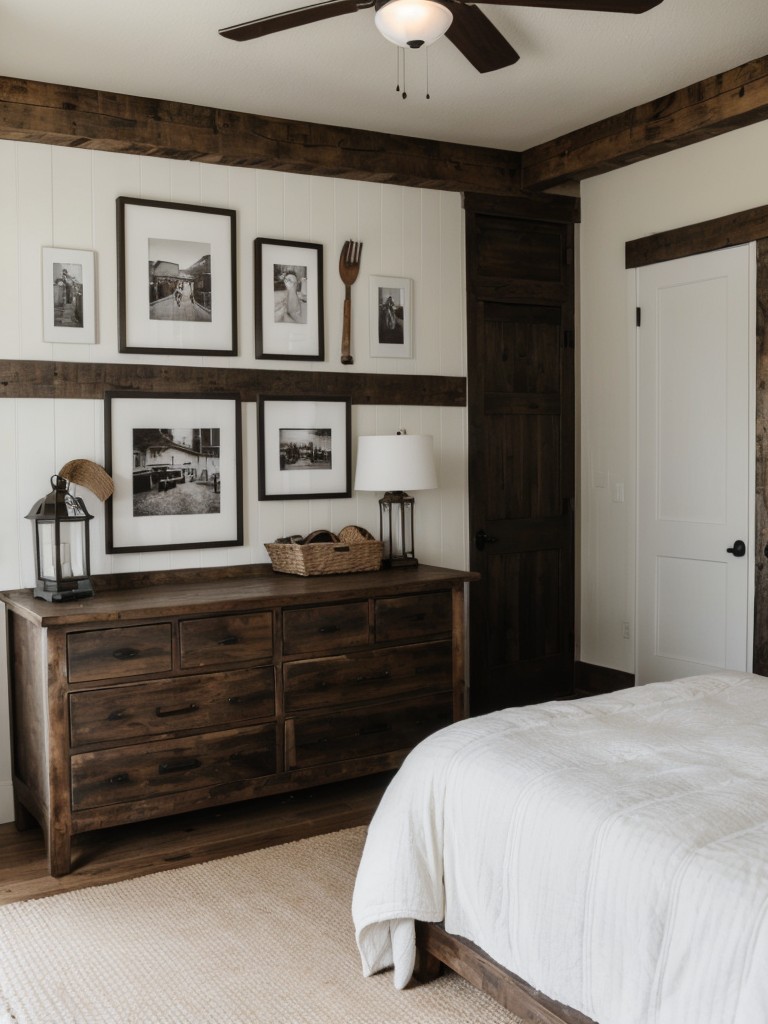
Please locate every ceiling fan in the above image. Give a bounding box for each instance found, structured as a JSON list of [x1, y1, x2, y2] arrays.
[[219, 0, 664, 75]]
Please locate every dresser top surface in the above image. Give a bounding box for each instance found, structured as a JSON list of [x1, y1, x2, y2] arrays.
[[1, 564, 479, 628]]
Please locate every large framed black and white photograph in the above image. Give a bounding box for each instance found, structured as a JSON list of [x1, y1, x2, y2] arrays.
[[257, 396, 350, 500], [254, 238, 324, 360], [117, 197, 237, 356], [42, 247, 96, 344], [105, 392, 243, 553], [369, 275, 413, 358]]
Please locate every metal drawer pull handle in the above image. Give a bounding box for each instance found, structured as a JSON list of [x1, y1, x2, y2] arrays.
[[318, 625, 339, 634], [158, 757, 202, 774], [217, 635, 239, 646], [112, 648, 139, 660], [107, 709, 126, 721], [108, 772, 130, 785], [355, 670, 391, 683], [155, 702, 200, 718]]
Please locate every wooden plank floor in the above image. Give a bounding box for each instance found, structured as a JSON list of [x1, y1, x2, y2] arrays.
[[0, 773, 391, 906]]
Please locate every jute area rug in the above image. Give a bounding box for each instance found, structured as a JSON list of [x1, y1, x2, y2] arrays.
[[0, 825, 524, 1024]]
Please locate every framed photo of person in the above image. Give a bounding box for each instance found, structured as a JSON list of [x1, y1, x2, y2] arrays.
[[369, 275, 413, 358], [254, 238, 324, 361], [257, 396, 350, 500], [117, 197, 237, 356], [104, 391, 243, 554], [42, 247, 96, 344]]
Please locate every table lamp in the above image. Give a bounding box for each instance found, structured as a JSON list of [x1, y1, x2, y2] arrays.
[[354, 432, 437, 568]]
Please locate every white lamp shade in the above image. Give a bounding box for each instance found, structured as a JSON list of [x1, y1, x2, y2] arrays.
[[374, 0, 453, 48], [354, 434, 437, 492]]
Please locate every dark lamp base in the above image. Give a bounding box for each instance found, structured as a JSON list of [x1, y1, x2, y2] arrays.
[[385, 555, 419, 569], [33, 580, 95, 602]]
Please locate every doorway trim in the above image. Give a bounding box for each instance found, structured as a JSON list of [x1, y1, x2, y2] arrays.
[[626, 207, 768, 674]]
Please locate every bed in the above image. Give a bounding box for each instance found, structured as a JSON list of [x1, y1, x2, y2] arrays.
[[352, 671, 768, 1024]]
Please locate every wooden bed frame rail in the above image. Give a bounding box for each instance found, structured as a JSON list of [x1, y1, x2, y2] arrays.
[[414, 922, 597, 1024]]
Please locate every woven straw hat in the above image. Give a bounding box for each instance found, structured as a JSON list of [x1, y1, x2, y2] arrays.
[[58, 459, 114, 501]]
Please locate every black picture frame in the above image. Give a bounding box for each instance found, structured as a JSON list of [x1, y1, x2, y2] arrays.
[[105, 391, 243, 553], [254, 238, 324, 361], [117, 196, 237, 356], [257, 396, 351, 500]]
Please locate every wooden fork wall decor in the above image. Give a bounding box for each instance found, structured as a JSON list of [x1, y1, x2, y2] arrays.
[[338, 240, 363, 365]]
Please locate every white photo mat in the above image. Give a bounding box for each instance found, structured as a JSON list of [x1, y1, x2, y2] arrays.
[[257, 397, 350, 500], [369, 275, 413, 358], [105, 392, 243, 553], [117, 197, 237, 355], [255, 239, 324, 360], [42, 247, 96, 344]]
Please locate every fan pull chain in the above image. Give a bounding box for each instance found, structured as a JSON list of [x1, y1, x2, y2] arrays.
[[402, 48, 407, 99], [395, 46, 400, 94], [426, 47, 430, 100]]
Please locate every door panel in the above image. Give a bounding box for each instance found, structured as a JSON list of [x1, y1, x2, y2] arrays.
[[636, 245, 753, 684], [466, 197, 577, 715]]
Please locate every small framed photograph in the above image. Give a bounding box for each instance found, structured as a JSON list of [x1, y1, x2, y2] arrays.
[[255, 238, 324, 361], [369, 276, 412, 358], [42, 247, 96, 344], [117, 197, 237, 356], [104, 392, 243, 554], [257, 396, 350, 500]]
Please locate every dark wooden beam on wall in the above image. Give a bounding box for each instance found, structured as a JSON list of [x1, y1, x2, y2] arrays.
[[0, 359, 466, 407], [626, 203, 768, 268], [521, 54, 768, 191], [0, 76, 520, 196]]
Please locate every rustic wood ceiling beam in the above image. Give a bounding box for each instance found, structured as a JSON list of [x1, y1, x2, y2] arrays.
[[0, 76, 521, 196], [521, 54, 768, 191]]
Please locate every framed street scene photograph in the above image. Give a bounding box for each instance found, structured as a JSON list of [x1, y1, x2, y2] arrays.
[[117, 197, 237, 356], [369, 275, 413, 358], [104, 392, 243, 553], [257, 396, 350, 500], [254, 238, 324, 361], [42, 247, 96, 344]]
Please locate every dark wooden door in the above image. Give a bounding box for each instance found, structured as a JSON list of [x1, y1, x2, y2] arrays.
[[465, 194, 578, 714]]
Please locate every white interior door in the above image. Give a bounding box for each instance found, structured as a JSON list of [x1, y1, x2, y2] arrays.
[[636, 244, 754, 685]]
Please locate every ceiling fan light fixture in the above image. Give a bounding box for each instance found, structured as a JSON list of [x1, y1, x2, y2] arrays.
[[374, 0, 453, 49]]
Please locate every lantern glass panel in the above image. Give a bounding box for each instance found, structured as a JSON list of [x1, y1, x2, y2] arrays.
[[37, 521, 58, 580]]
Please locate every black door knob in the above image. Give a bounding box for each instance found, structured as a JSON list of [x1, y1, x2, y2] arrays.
[[727, 540, 746, 557], [475, 528, 499, 551]]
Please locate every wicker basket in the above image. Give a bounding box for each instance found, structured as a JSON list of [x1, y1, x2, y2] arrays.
[[265, 538, 383, 576]]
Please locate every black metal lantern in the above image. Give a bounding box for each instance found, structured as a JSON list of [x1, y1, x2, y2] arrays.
[[379, 490, 417, 568], [26, 475, 94, 601]]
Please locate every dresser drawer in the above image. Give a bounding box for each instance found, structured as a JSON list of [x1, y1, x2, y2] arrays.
[[179, 613, 273, 668], [375, 590, 452, 643], [284, 641, 452, 713], [67, 624, 173, 683], [283, 601, 369, 655], [71, 725, 277, 810], [286, 692, 453, 770], [69, 666, 276, 747]]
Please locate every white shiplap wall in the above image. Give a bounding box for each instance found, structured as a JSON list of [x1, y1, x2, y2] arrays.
[[0, 140, 469, 822]]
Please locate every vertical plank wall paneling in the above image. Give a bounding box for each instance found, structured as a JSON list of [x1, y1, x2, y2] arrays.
[[0, 140, 469, 821]]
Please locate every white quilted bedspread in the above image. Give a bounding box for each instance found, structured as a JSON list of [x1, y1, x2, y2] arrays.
[[352, 672, 768, 1024]]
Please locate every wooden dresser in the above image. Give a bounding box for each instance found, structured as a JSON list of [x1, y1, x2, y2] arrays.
[[1, 564, 477, 876]]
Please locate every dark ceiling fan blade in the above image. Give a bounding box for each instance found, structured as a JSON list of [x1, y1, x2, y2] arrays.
[[472, 0, 664, 12], [219, 0, 373, 42], [445, 3, 520, 73]]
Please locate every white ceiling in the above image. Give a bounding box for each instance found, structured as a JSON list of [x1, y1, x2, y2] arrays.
[[2, 1, 768, 152]]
